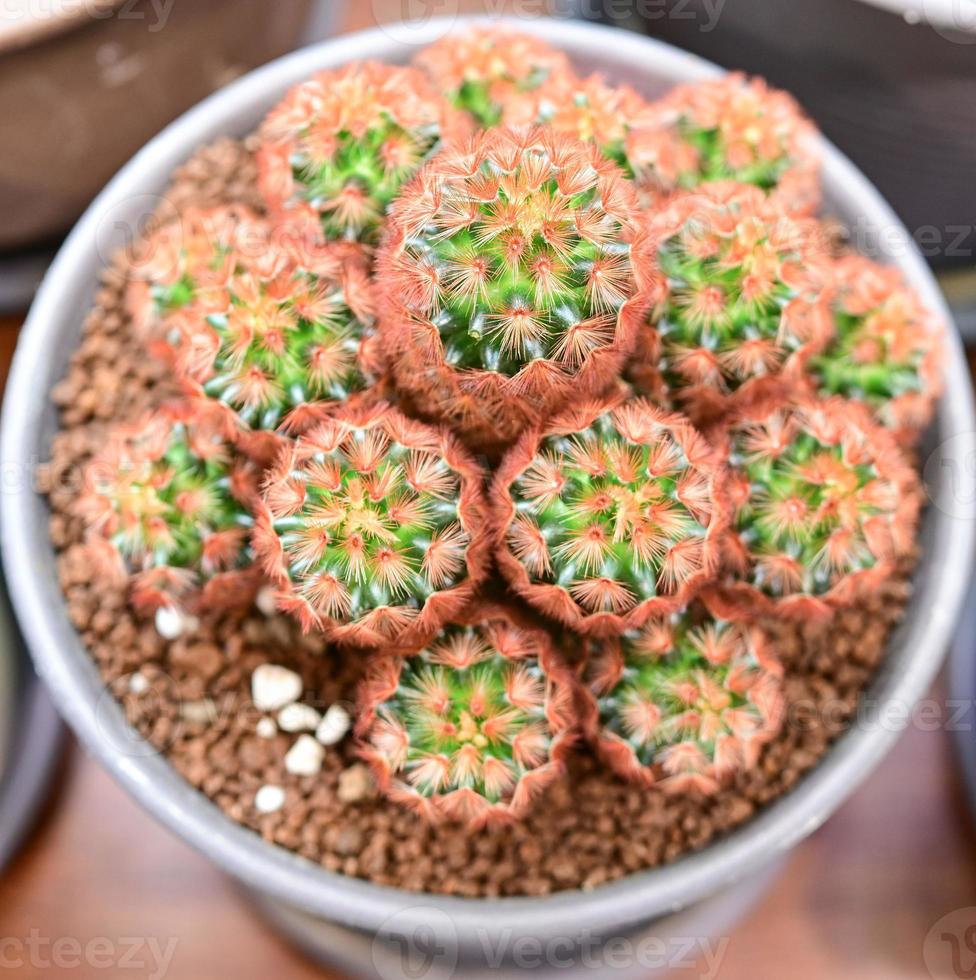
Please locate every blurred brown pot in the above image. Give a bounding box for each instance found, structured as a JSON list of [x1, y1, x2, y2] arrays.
[[0, 0, 312, 252]]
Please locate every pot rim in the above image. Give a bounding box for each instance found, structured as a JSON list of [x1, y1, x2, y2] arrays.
[[855, 0, 976, 31], [2, 15, 973, 947]]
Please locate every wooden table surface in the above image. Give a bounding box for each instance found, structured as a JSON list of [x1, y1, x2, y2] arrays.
[[2, 6, 976, 977]]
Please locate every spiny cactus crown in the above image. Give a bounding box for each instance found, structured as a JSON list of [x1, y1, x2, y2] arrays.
[[414, 26, 571, 127], [506, 399, 716, 614], [174, 238, 374, 432], [367, 623, 555, 803], [258, 408, 473, 633], [387, 127, 641, 377], [648, 185, 830, 402], [258, 61, 463, 243], [80, 410, 255, 610], [728, 401, 909, 598], [810, 255, 940, 433], [595, 613, 779, 790], [626, 73, 819, 214]]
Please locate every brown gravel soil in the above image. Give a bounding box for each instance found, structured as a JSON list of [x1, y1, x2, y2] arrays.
[[42, 138, 916, 899]]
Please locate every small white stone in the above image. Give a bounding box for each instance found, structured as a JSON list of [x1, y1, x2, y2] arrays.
[[278, 702, 322, 733], [251, 664, 303, 712], [254, 784, 285, 814], [154, 606, 197, 640], [315, 704, 351, 746], [284, 734, 325, 777], [181, 699, 218, 725], [255, 585, 278, 618], [256, 717, 278, 739], [128, 672, 149, 695]]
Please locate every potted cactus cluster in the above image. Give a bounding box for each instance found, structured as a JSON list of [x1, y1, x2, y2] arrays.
[[70, 24, 942, 838]]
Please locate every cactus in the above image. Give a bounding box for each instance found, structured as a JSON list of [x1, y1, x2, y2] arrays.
[[639, 183, 833, 423], [125, 205, 267, 345], [711, 395, 920, 619], [256, 61, 470, 244], [414, 25, 572, 128], [253, 403, 490, 647], [493, 392, 728, 635], [583, 610, 783, 793], [806, 254, 943, 442], [76, 403, 260, 614], [170, 228, 379, 455], [377, 126, 648, 450], [625, 73, 821, 216], [357, 604, 576, 825]]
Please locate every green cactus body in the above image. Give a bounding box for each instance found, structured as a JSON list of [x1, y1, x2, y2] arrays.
[[358, 607, 573, 824], [808, 255, 941, 439], [644, 184, 831, 419], [723, 398, 917, 613], [257, 61, 467, 244], [176, 252, 374, 434], [625, 73, 820, 216], [590, 612, 781, 792], [495, 396, 723, 631], [79, 408, 257, 613], [254, 406, 487, 645], [414, 26, 571, 128]]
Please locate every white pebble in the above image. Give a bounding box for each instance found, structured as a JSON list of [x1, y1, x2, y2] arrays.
[[154, 606, 198, 640], [284, 734, 325, 777], [254, 785, 285, 814], [278, 702, 322, 733], [128, 672, 149, 694], [256, 717, 278, 739], [251, 664, 303, 712], [315, 704, 352, 746], [255, 585, 278, 618], [181, 699, 218, 725]]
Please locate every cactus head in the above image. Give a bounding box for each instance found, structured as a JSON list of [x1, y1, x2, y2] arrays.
[[494, 393, 727, 635], [171, 229, 378, 445], [253, 403, 489, 647], [378, 126, 647, 449], [715, 396, 919, 618], [585, 610, 783, 793], [77, 403, 260, 615], [808, 255, 942, 442], [358, 605, 575, 825], [625, 73, 820, 216], [414, 25, 572, 127], [641, 184, 833, 423], [257, 61, 469, 244]]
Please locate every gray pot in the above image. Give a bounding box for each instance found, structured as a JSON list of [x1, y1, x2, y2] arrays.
[[2, 16, 974, 977]]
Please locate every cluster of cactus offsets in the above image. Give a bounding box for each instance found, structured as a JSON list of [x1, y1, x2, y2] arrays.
[[376, 126, 649, 449], [73, 25, 946, 825], [710, 396, 920, 620], [806, 254, 943, 442], [77, 404, 260, 614], [625, 73, 821, 217], [640, 183, 833, 423], [257, 62, 471, 244], [253, 403, 491, 647], [492, 393, 728, 634], [357, 604, 575, 824], [582, 611, 784, 793], [414, 25, 572, 128]]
